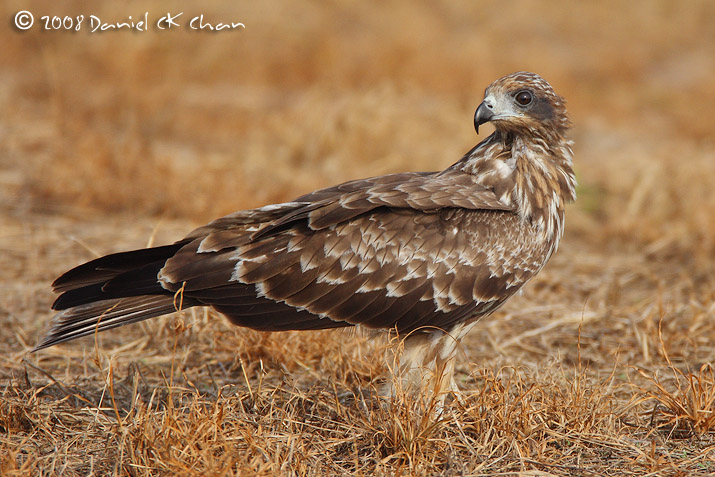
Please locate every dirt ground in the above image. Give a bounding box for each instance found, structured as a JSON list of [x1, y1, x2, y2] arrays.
[[1, 1, 714, 475]]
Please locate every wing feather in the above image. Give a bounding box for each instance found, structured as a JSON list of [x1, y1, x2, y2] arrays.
[[45, 167, 541, 346], [158, 207, 545, 335]]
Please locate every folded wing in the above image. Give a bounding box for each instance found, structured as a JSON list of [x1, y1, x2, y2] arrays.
[[39, 170, 543, 350]]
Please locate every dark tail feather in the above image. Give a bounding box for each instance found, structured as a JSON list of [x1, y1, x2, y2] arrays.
[[52, 242, 189, 293], [38, 240, 197, 351], [34, 296, 198, 351], [52, 261, 175, 310]]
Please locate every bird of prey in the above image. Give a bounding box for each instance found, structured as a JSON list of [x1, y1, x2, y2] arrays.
[[36, 72, 576, 399]]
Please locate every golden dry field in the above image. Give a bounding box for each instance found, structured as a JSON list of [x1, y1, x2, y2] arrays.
[[1, 1, 714, 475]]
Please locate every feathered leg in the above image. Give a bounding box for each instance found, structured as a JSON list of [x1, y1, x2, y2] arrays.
[[383, 322, 477, 406]]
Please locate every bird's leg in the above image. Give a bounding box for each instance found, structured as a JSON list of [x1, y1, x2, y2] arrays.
[[382, 324, 475, 408]]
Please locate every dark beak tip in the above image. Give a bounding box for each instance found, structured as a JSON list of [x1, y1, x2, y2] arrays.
[[474, 101, 494, 135]]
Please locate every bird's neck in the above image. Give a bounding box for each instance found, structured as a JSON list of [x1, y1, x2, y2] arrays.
[[457, 130, 576, 249]]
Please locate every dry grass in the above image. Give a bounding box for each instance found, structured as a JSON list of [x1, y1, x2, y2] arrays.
[[1, 0, 715, 475]]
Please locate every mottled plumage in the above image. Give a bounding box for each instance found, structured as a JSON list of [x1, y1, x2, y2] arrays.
[[36, 72, 576, 398]]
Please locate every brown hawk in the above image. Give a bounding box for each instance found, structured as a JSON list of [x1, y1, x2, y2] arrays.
[[36, 72, 576, 399]]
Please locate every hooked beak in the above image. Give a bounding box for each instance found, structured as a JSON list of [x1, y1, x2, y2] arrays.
[[474, 101, 494, 134]]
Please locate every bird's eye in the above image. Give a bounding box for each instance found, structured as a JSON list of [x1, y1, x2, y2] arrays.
[[515, 90, 533, 106]]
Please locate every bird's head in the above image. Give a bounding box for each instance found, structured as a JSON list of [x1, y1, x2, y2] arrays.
[[474, 72, 570, 137]]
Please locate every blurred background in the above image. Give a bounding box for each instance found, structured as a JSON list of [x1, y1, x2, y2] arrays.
[[1, 0, 713, 353], [2, 3, 714, 472]]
